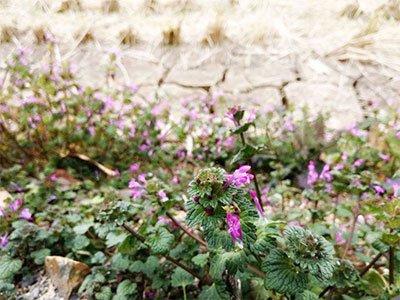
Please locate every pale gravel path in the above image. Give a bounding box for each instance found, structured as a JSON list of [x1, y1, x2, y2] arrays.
[[1, 0, 400, 129]]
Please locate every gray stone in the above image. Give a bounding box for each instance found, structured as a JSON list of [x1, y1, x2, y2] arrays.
[[119, 57, 164, 86], [284, 81, 363, 130], [166, 63, 225, 87], [245, 61, 296, 87]]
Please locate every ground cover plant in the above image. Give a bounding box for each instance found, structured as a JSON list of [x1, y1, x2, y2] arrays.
[[0, 40, 399, 299]]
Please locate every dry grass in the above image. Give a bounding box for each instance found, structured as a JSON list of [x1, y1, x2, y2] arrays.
[[162, 25, 181, 46], [0, 25, 18, 43], [33, 26, 49, 45], [340, 2, 363, 19], [202, 19, 225, 46], [57, 0, 82, 13], [120, 27, 138, 46], [102, 0, 120, 14]]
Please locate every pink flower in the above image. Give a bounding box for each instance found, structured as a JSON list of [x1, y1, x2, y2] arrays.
[[0, 232, 8, 248], [226, 213, 243, 244], [284, 119, 295, 132], [307, 161, 318, 187], [335, 231, 346, 245], [396, 132, 400, 139], [9, 198, 23, 212], [260, 187, 270, 206], [249, 190, 266, 221], [224, 165, 254, 188], [129, 163, 140, 172], [373, 185, 385, 195], [247, 109, 256, 122], [341, 152, 348, 161], [158, 190, 169, 202], [334, 163, 344, 171], [226, 107, 239, 125], [353, 159, 364, 167], [320, 163, 332, 182], [19, 208, 33, 221], [378, 153, 390, 161], [172, 176, 180, 184], [129, 178, 146, 199]]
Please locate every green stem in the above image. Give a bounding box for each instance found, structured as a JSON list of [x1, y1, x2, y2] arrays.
[[183, 285, 187, 300]]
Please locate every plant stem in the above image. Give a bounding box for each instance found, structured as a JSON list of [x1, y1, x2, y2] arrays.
[[122, 223, 210, 284], [165, 211, 208, 247], [359, 252, 383, 277], [389, 228, 395, 285], [237, 121, 263, 210], [183, 285, 187, 300], [341, 196, 360, 260]]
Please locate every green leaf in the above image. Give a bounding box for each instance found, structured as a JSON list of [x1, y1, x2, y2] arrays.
[[363, 269, 387, 297], [112, 253, 131, 271], [31, 248, 51, 265], [199, 283, 230, 300], [116, 280, 137, 296], [146, 227, 174, 255], [0, 256, 22, 280], [106, 231, 129, 248], [73, 235, 90, 250], [232, 122, 255, 135], [262, 249, 308, 295], [95, 286, 112, 300], [230, 144, 257, 165], [171, 267, 194, 287], [210, 251, 245, 280], [295, 290, 319, 300], [192, 253, 209, 267]]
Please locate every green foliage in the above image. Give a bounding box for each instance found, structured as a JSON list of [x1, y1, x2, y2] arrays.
[[171, 267, 194, 287], [0, 255, 22, 280]]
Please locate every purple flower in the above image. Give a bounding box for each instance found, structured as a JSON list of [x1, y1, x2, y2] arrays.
[[226, 213, 243, 244], [226, 106, 238, 123], [0, 232, 8, 248], [353, 159, 364, 167], [9, 198, 23, 212], [129, 178, 146, 199], [19, 208, 33, 221], [378, 153, 390, 161], [307, 161, 318, 187], [342, 152, 348, 161], [247, 109, 256, 122], [335, 231, 346, 245], [334, 163, 344, 171], [129, 163, 140, 172], [320, 163, 332, 182], [396, 132, 400, 139], [372, 185, 385, 195], [224, 165, 254, 188], [249, 190, 266, 221], [386, 179, 400, 197], [157, 190, 169, 202], [48, 195, 57, 203], [284, 119, 295, 132], [172, 176, 180, 184]]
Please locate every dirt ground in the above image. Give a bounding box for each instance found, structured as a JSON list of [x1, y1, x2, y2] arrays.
[[1, 0, 400, 129]]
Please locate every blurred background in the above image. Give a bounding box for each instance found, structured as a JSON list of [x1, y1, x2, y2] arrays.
[[1, 0, 400, 129]]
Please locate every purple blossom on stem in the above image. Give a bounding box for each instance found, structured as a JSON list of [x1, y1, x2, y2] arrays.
[[224, 165, 254, 188], [320, 163, 332, 182], [353, 159, 364, 167], [157, 190, 169, 202], [372, 185, 385, 195], [378, 153, 390, 161], [129, 163, 140, 172], [129, 177, 146, 199], [226, 106, 239, 125], [249, 189, 266, 221], [335, 231, 346, 245], [226, 213, 243, 245], [0, 232, 8, 248], [9, 198, 23, 212], [307, 161, 318, 187], [19, 208, 33, 221]]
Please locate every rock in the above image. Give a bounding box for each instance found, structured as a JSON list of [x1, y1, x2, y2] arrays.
[[45, 256, 90, 299], [284, 81, 363, 130], [166, 63, 225, 87], [245, 61, 296, 87]]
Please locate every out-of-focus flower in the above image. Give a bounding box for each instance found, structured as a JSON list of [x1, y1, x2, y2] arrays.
[[158, 190, 169, 202], [224, 165, 254, 188], [9, 198, 23, 212], [48, 195, 57, 203], [372, 185, 385, 195], [341, 152, 348, 161], [19, 208, 33, 221], [320, 163, 332, 182], [129, 163, 140, 172], [260, 187, 270, 206], [129, 177, 146, 199], [0, 232, 8, 248], [284, 119, 295, 132], [226, 213, 243, 245], [249, 190, 266, 221], [353, 159, 364, 167], [226, 107, 239, 125], [247, 109, 256, 122], [378, 153, 390, 161], [307, 161, 318, 187], [335, 231, 346, 245], [334, 163, 344, 171], [172, 176, 180, 184]]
